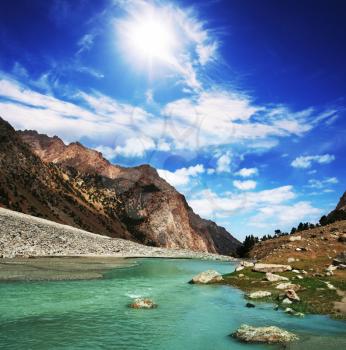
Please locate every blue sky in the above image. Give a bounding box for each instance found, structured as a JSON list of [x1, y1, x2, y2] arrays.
[[0, 0, 345, 240]]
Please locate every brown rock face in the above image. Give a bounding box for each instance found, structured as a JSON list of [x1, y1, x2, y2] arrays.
[[0, 117, 130, 240], [335, 192, 346, 211], [0, 117, 240, 255]]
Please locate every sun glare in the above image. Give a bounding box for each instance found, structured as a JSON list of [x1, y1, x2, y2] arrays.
[[122, 15, 177, 64]]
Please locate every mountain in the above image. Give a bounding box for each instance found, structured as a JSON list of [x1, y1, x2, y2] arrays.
[[335, 192, 346, 212], [0, 117, 240, 255]]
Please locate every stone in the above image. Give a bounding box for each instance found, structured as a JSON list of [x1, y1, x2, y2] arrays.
[[276, 283, 300, 291], [189, 270, 223, 284], [248, 291, 272, 299], [246, 302, 255, 308], [232, 324, 299, 344], [294, 312, 305, 317], [292, 269, 300, 273], [286, 289, 300, 301], [240, 260, 255, 267], [289, 236, 301, 242], [253, 263, 292, 273], [282, 298, 293, 305], [295, 248, 301, 251], [337, 264, 346, 270], [265, 272, 289, 282], [324, 282, 336, 290], [238, 273, 244, 277], [287, 257, 295, 263], [129, 298, 157, 309], [297, 275, 303, 280], [285, 307, 295, 314], [235, 265, 245, 272]]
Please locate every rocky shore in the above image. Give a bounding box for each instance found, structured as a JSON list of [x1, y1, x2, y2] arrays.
[[0, 208, 236, 261]]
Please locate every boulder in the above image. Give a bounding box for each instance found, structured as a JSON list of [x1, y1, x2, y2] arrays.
[[276, 283, 300, 291], [282, 298, 293, 305], [232, 324, 298, 344], [253, 263, 292, 273], [189, 270, 223, 284], [235, 265, 245, 272], [265, 272, 289, 282], [248, 291, 272, 299], [129, 298, 157, 309], [286, 289, 300, 301], [289, 236, 301, 242]]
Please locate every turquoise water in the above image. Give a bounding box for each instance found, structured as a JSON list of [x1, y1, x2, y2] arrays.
[[0, 258, 345, 349]]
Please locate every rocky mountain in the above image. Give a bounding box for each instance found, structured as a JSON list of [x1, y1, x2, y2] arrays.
[[0, 117, 240, 255], [335, 192, 346, 212]]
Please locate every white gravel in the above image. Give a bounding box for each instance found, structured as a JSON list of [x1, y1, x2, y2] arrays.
[[0, 207, 235, 261]]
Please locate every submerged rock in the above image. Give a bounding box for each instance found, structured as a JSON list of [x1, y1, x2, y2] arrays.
[[245, 302, 255, 308], [129, 298, 157, 309], [265, 272, 289, 282], [253, 263, 292, 273], [232, 324, 298, 344], [248, 291, 272, 299], [189, 270, 223, 284]]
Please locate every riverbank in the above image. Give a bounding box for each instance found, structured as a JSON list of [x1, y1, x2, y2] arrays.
[[219, 265, 346, 319], [0, 207, 235, 261]]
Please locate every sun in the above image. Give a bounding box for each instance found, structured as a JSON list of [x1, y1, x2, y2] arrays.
[[119, 13, 177, 65]]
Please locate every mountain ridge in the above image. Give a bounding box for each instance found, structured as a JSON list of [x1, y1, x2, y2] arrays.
[[0, 117, 240, 255]]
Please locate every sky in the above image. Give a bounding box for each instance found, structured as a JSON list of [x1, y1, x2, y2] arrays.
[[0, 0, 345, 240]]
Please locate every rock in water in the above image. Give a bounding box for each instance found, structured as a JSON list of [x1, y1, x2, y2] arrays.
[[232, 324, 298, 344], [189, 270, 223, 284], [248, 291, 272, 299], [265, 272, 289, 282], [246, 302, 256, 308], [129, 298, 157, 309], [253, 263, 292, 273]]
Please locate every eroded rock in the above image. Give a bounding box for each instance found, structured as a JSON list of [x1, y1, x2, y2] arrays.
[[265, 272, 289, 282], [189, 270, 223, 284], [232, 324, 298, 344], [253, 263, 292, 273], [248, 291, 272, 299], [129, 298, 157, 309]]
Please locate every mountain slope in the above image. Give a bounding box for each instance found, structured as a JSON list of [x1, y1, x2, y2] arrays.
[[0, 117, 130, 240], [0, 117, 240, 255]]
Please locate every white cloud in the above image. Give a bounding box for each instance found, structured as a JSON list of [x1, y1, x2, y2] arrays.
[[249, 201, 322, 228], [233, 180, 257, 191], [115, 136, 156, 157], [216, 153, 231, 173], [158, 164, 205, 187], [189, 185, 295, 217], [236, 167, 258, 177], [308, 177, 338, 189], [291, 154, 335, 168]]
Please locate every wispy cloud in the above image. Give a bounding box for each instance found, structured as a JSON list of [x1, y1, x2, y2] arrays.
[[307, 177, 338, 189], [233, 180, 257, 191], [291, 154, 335, 168]]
